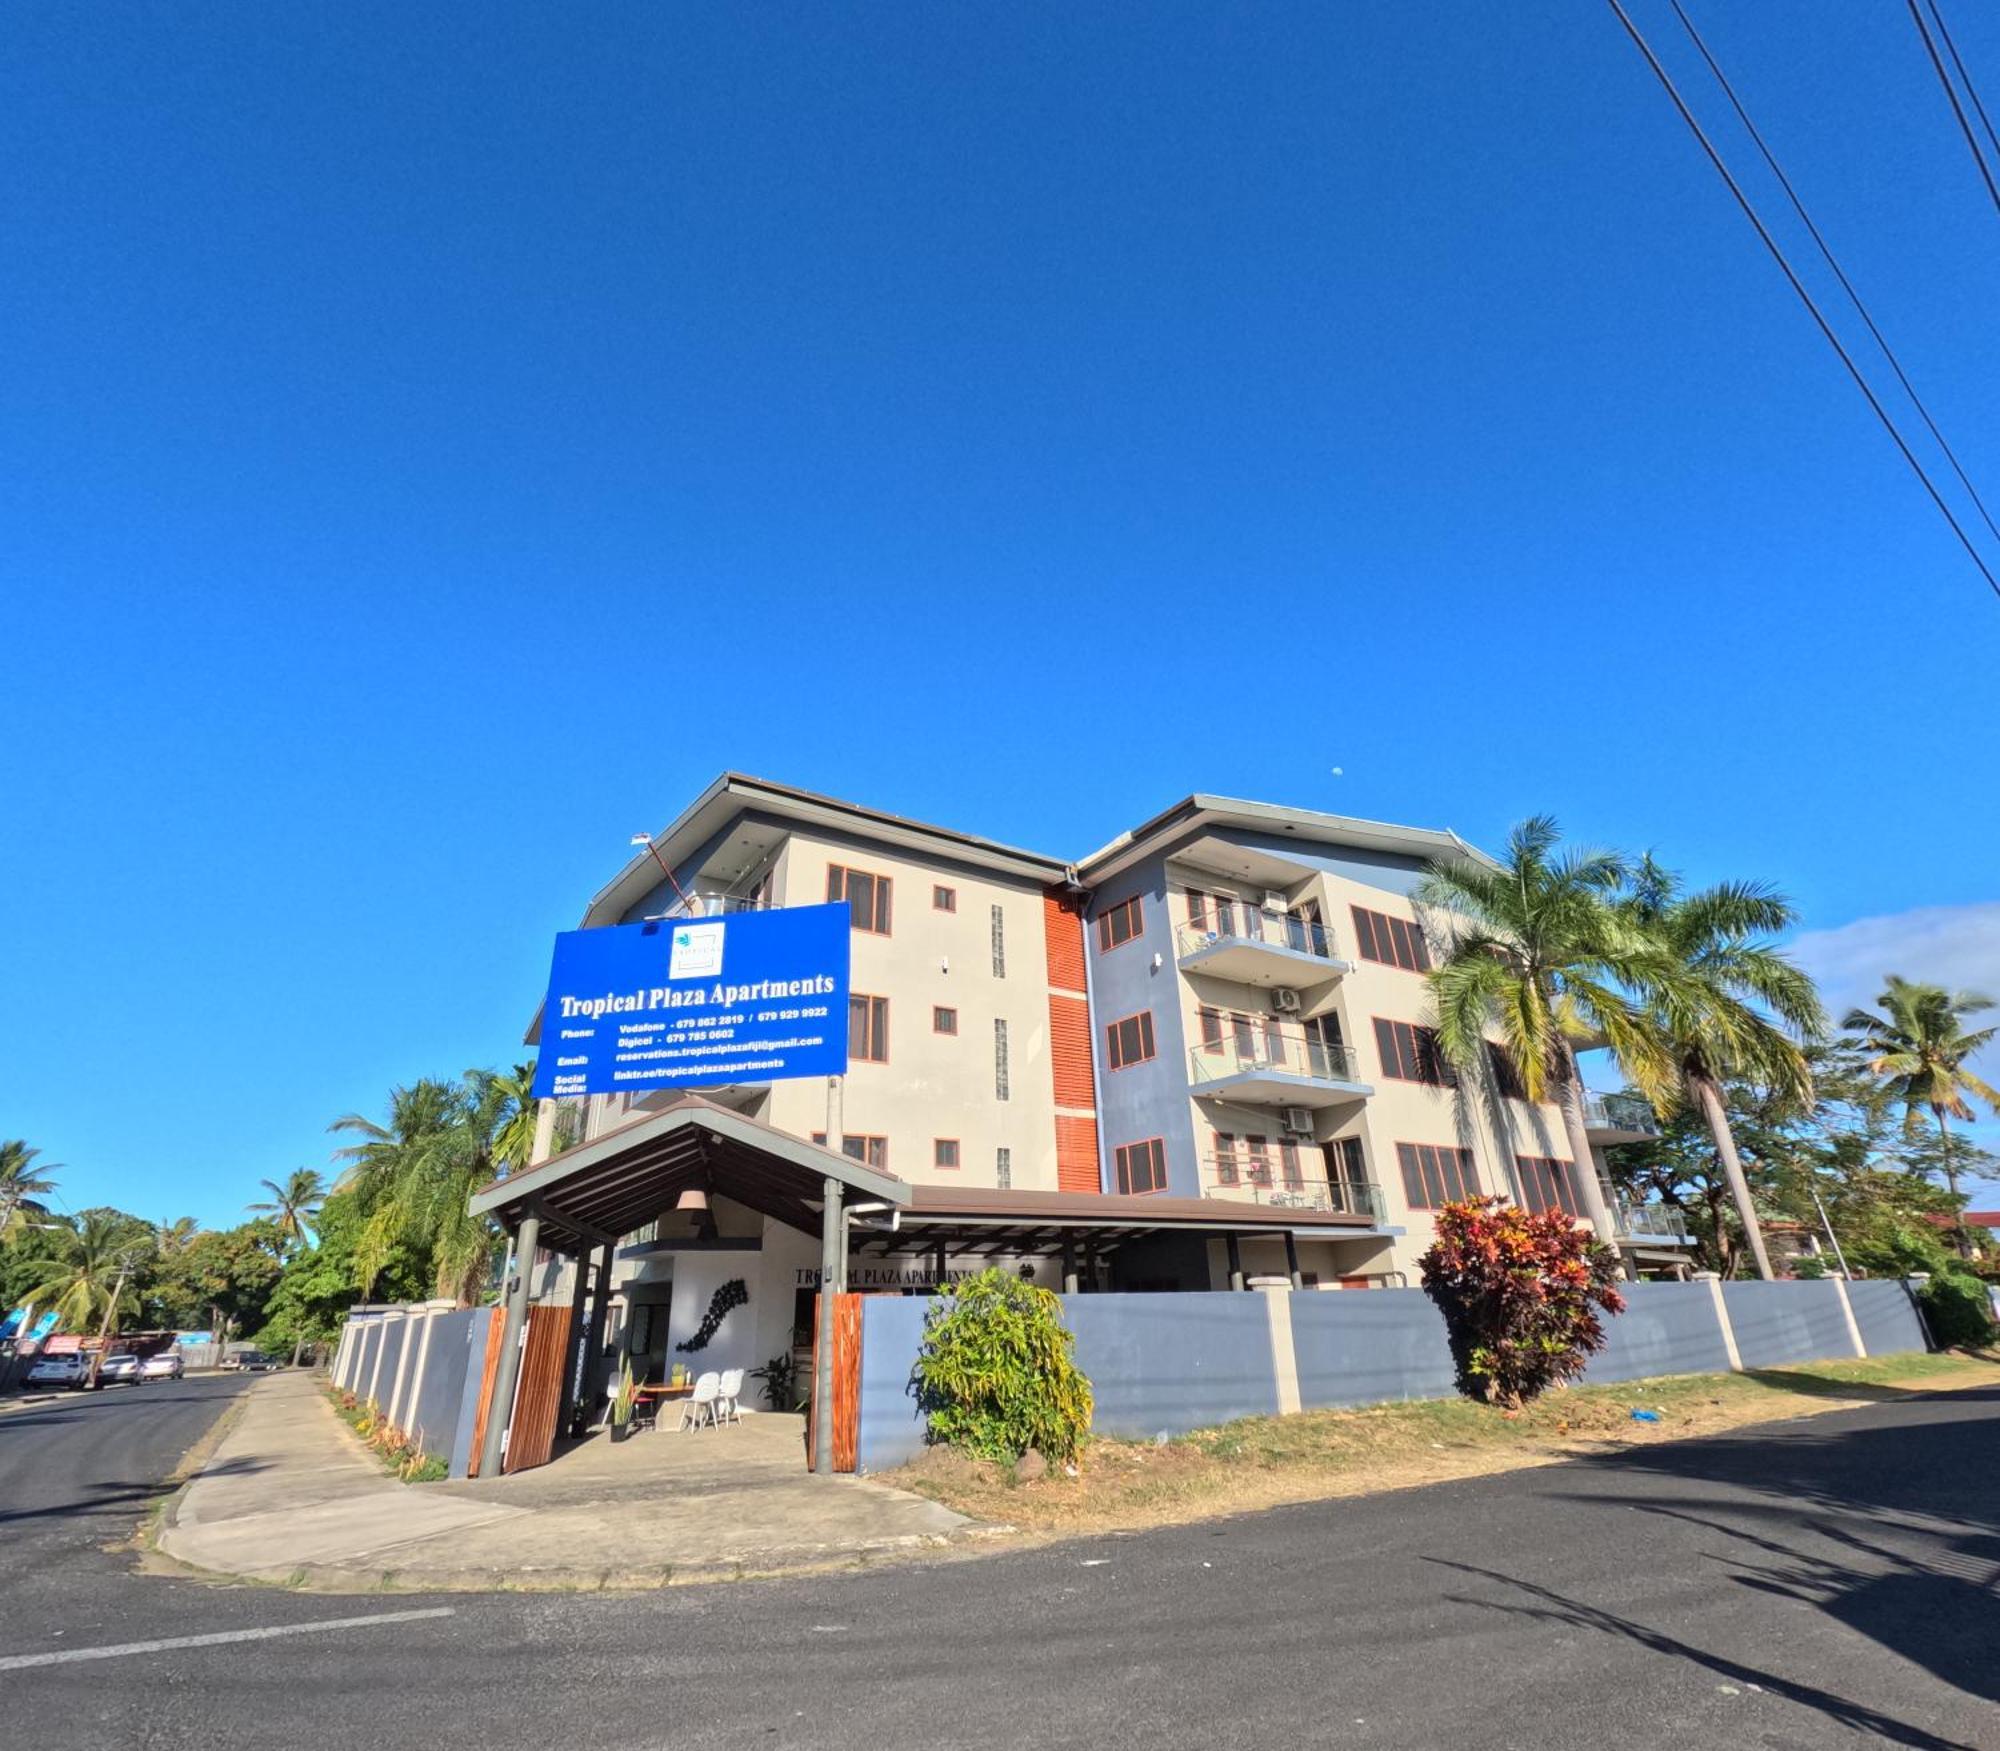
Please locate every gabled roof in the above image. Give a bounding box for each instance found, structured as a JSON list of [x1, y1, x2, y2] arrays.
[[1076, 792, 1495, 888]]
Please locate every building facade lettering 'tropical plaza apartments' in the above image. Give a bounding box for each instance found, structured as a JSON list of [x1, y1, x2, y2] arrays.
[[512, 775, 1691, 1389]]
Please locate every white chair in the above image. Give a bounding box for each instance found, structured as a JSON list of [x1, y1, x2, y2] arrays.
[[679, 1371, 721, 1431], [715, 1368, 745, 1426]]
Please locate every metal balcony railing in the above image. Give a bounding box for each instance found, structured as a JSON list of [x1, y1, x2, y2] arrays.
[[1177, 909, 1339, 962], [1189, 1026, 1362, 1086], [1583, 1091, 1661, 1137], [1202, 1163, 1384, 1220], [1612, 1198, 1690, 1243], [674, 892, 770, 918]]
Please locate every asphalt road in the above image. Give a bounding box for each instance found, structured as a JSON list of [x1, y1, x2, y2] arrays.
[[1, 1374, 1995, 1750]]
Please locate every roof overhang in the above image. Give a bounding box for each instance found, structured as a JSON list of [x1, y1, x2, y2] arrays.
[[1077, 792, 1497, 890], [469, 1096, 911, 1255]]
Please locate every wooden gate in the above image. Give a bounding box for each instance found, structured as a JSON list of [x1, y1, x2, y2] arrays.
[[502, 1304, 572, 1475], [807, 1292, 863, 1473]]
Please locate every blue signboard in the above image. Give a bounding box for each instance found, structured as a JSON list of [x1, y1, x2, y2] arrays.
[[532, 902, 851, 1100], [0, 1307, 58, 1342]]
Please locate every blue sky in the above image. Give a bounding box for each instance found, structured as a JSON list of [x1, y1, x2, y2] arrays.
[[5, 3, 1998, 1228]]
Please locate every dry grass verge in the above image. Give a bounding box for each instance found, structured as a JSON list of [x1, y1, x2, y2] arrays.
[[887, 1351, 2000, 1537]]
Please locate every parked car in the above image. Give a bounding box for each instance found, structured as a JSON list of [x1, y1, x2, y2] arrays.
[[96, 1353, 142, 1385], [24, 1353, 83, 1388], [139, 1351, 185, 1381], [220, 1350, 280, 1372]]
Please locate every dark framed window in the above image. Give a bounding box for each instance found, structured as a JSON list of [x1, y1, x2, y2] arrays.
[[1396, 1142, 1481, 1210], [811, 1132, 888, 1169], [827, 864, 892, 934], [1186, 888, 1209, 930], [1214, 1131, 1237, 1184], [849, 993, 889, 1062], [1105, 1010, 1156, 1070], [933, 884, 956, 913], [1198, 1005, 1224, 1048], [1324, 1135, 1367, 1188], [1517, 1155, 1580, 1218], [1244, 1135, 1272, 1185], [933, 1005, 958, 1036], [933, 1138, 960, 1170], [1486, 1041, 1528, 1102], [1373, 1016, 1455, 1086], [1114, 1137, 1167, 1195], [1097, 896, 1144, 953], [1352, 905, 1430, 973]]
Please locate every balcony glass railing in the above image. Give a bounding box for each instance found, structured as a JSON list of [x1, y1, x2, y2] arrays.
[[1203, 1163, 1384, 1220], [1189, 1026, 1362, 1086], [1583, 1091, 1661, 1137], [1177, 910, 1339, 962], [1612, 1198, 1690, 1243]]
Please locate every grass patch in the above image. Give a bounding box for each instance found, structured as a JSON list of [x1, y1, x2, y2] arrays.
[[889, 1350, 2000, 1536]]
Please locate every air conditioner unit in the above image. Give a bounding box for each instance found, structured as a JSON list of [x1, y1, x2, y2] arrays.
[[1271, 986, 1302, 1014], [1262, 890, 1289, 913], [1282, 1107, 1315, 1136]]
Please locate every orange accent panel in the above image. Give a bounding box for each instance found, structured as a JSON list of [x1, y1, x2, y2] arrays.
[[1056, 1114, 1101, 1194], [502, 1304, 571, 1475], [465, 1306, 507, 1479], [1049, 992, 1096, 1109], [1043, 888, 1087, 993]]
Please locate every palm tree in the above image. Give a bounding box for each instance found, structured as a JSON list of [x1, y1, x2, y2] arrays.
[[485, 1061, 540, 1177], [1617, 861, 1827, 1280], [248, 1169, 326, 1253], [1843, 978, 2000, 1256], [1419, 817, 1670, 1265], [153, 1216, 200, 1256], [20, 1212, 143, 1333], [0, 1139, 59, 1238], [332, 1074, 516, 1306]]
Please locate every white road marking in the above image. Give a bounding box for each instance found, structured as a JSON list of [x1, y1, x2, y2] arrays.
[[0, 1607, 456, 1672]]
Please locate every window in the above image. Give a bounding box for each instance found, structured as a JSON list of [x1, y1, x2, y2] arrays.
[[849, 993, 889, 1063], [1486, 1041, 1528, 1102], [1373, 1017, 1455, 1086], [1097, 895, 1143, 953], [1186, 888, 1209, 930], [994, 1018, 1011, 1100], [1280, 1140, 1303, 1188], [1517, 1155, 1580, 1218], [1324, 1135, 1367, 1190], [1105, 1011, 1156, 1070], [934, 1138, 960, 1170], [1114, 1137, 1167, 1195], [1244, 1135, 1272, 1185], [1198, 1005, 1224, 1048], [1396, 1142, 1481, 1210], [933, 884, 956, 913], [1214, 1131, 1237, 1184], [990, 903, 1006, 977], [995, 1146, 1012, 1189], [933, 1005, 958, 1036], [1352, 905, 1430, 973], [827, 864, 892, 934], [811, 1132, 888, 1169]]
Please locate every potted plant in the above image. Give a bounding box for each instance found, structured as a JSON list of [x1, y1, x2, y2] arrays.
[[609, 1356, 638, 1443], [750, 1351, 802, 1411]]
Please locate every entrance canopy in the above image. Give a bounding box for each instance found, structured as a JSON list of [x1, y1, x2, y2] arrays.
[[468, 1097, 909, 1255], [469, 1096, 1387, 1261]]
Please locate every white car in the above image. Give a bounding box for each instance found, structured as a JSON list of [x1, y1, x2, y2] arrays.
[[96, 1353, 142, 1385], [24, 1353, 84, 1388], [140, 1351, 185, 1381]]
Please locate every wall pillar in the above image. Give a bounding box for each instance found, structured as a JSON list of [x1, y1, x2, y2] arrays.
[[477, 1213, 540, 1480], [1701, 1274, 1744, 1372], [813, 1178, 844, 1475], [1830, 1274, 1867, 1358], [1263, 1286, 1301, 1416]]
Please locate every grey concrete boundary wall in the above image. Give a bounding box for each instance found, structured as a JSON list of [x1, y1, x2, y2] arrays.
[[1290, 1289, 1456, 1409], [852, 1279, 1933, 1473], [1582, 1283, 1738, 1385], [1723, 1280, 1859, 1368], [404, 1310, 483, 1461], [1844, 1279, 1926, 1357]]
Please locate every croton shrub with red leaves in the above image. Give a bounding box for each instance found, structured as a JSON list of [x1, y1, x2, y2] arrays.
[[1419, 1197, 1626, 1409]]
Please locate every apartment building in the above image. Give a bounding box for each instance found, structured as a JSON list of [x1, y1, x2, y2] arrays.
[[525, 774, 1679, 1370]]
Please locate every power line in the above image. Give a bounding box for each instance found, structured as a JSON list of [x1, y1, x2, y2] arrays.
[[1603, 0, 2000, 601], [1907, 0, 2000, 220], [1924, 0, 2000, 171], [1667, 0, 2000, 549]]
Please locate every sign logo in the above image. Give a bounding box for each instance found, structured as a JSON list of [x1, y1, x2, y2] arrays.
[[669, 920, 725, 980]]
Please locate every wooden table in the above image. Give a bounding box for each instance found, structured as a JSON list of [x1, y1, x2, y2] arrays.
[[634, 1382, 693, 1426]]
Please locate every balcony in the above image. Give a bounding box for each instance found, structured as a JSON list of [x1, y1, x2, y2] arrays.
[[1175, 911, 1351, 990], [1188, 1025, 1373, 1109], [1202, 1164, 1385, 1221], [1612, 1197, 1692, 1246], [1583, 1091, 1661, 1144]]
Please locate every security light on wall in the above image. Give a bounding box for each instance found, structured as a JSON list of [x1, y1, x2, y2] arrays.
[[1151, 952, 1163, 971]]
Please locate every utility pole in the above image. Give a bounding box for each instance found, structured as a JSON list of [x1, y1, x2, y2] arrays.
[[1810, 1186, 1855, 1281], [81, 1262, 136, 1390]]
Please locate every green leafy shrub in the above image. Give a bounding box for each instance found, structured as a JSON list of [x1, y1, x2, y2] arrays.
[[914, 1268, 1093, 1463], [1419, 1197, 1626, 1409], [1918, 1272, 1999, 1349]]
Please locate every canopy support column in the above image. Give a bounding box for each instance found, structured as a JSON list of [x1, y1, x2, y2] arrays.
[[812, 1177, 844, 1475], [478, 1211, 539, 1479], [1226, 1233, 1246, 1292], [1284, 1231, 1303, 1291]]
